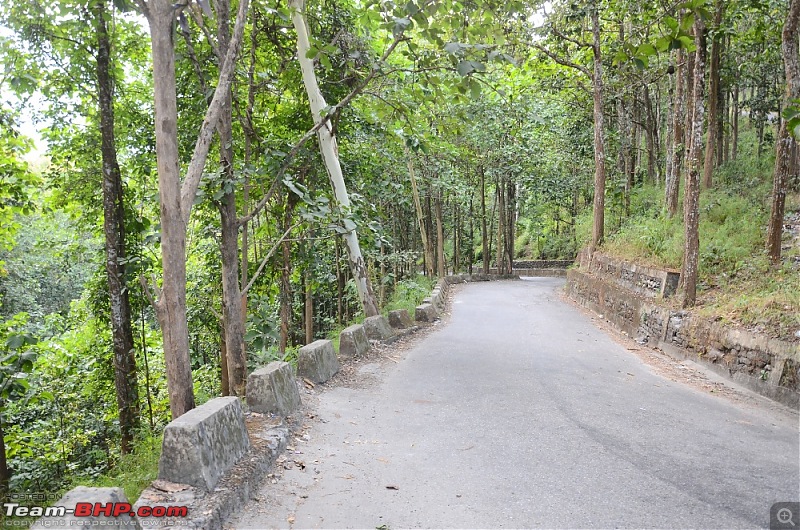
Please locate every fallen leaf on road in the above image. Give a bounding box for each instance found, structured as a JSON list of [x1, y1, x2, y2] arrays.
[[377, 457, 390, 464], [303, 378, 315, 388], [385, 485, 399, 490], [288, 515, 295, 524]]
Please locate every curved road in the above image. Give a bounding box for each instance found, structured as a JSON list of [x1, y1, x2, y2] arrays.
[[230, 278, 798, 529]]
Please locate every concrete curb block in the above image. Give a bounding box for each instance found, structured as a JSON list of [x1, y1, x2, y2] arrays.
[[247, 362, 302, 416], [297, 339, 340, 383], [363, 315, 396, 341], [135, 424, 289, 530], [339, 324, 370, 358], [415, 302, 439, 322], [157, 397, 251, 491], [33, 487, 138, 529], [388, 309, 414, 329]]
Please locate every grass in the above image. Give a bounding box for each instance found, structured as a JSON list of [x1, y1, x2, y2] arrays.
[[598, 154, 800, 341], [72, 431, 162, 503], [383, 275, 434, 316], [324, 275, 434, 352]]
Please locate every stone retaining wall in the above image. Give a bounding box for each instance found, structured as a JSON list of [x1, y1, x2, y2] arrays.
[[579, 251, 680, 299], [567, 269, 800, 407]]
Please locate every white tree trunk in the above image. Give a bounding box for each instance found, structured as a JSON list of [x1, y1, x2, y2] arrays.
[[290, 0, 379, 316]]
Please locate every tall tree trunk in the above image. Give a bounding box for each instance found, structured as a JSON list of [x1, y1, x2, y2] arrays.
[[407, 153, 434, 277], [590, 2, 607, 252], [435, 191, 445, 277], [703, 0, 724, 188], [304, 268, 313, 344], [732, 84, 739, 161], [0, 420, 7, 497], [280, 196, 293, 352], [505, 179, 515, 271], [220, 325, 230, 395], [216, 0, 246, 396], [643, 83, 657, 184], [290, 0, 379, 316], [139, 0, 248, 418], [682, 20, 707, 308], [480, 165, 489, 274], [767, 0, 800, 262], [145, 0, 195, 418], [96, 0, 138, 453], [496, 180, 505, 273], [667, 48, 686, 216]]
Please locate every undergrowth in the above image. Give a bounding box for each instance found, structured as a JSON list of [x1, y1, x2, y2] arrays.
[[598, 151, 799, 340]]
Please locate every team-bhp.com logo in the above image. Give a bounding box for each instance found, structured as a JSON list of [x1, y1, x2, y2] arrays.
[[4, 502, 188, 519]]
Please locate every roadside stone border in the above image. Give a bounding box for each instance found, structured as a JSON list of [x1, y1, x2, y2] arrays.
[[134, 421, 289, 530], [298, 339, 339, 383], [247, 362, 301, 416], [158, 397, 251, 491], [339, 323, 370, 358], [445, 273, 520, 283], [33, 487, 138, 529], [567, 268, 799, 408]]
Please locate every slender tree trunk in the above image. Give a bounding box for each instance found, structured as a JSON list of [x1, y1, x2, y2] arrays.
[[767, 0, 800, 262], [145, 0, 195, 418], [667, 48, 686, 216], [304, 268, 313, 344], [407, 152, 434, 277], [96, 0, 138, 453], [703, 0, 724, 188], [279, 196, 293, 352], [220, 325, 230, 395], [590, 3, 607, 252], [0, 419, 7, 497], [716, 35, 727, 167], [496, 180, 505, 273], [682, 20, 707, 308], [505, 179, 515, 271], [216, 0, 246, 396], [643, 83, 657, 184], [480, 165, 489, 274], [732, 84, 740, 160], [435, 191, 445, 277], [290, 0, 379, 316]]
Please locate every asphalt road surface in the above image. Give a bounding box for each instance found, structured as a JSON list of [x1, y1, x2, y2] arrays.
[[229, 278, 799, 529]]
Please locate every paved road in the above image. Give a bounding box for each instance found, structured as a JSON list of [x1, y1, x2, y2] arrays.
[[230, 279, 799, 529]]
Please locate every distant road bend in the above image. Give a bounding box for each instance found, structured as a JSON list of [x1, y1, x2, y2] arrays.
[[229, 278, 799, 529]]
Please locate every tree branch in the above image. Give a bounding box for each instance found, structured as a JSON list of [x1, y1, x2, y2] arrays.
[[238, 32, 408, 227], [178, 0, 250, 226], [531, 42, 591, 77], [242, 222, 300, 295]]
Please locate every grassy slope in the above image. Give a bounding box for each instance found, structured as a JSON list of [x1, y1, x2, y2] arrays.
[[585, 131, 800, 341]]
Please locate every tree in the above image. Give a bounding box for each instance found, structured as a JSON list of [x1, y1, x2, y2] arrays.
[[136, 0, 250, 417], [289, 0, 380, 316], [766, 0, 800, 263], [534, 0, 607, 253], [94, 0, 139, 454], [682, 17, 706, 308]]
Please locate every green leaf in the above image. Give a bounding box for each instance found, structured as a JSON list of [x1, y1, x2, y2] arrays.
[[637, 43, 657, 57], [656, 36, 671, 53], [456, 60, 474, 76], [680, 13, 695, 33], [613, 51, 628, 66], [789, 117, 800, 141]]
